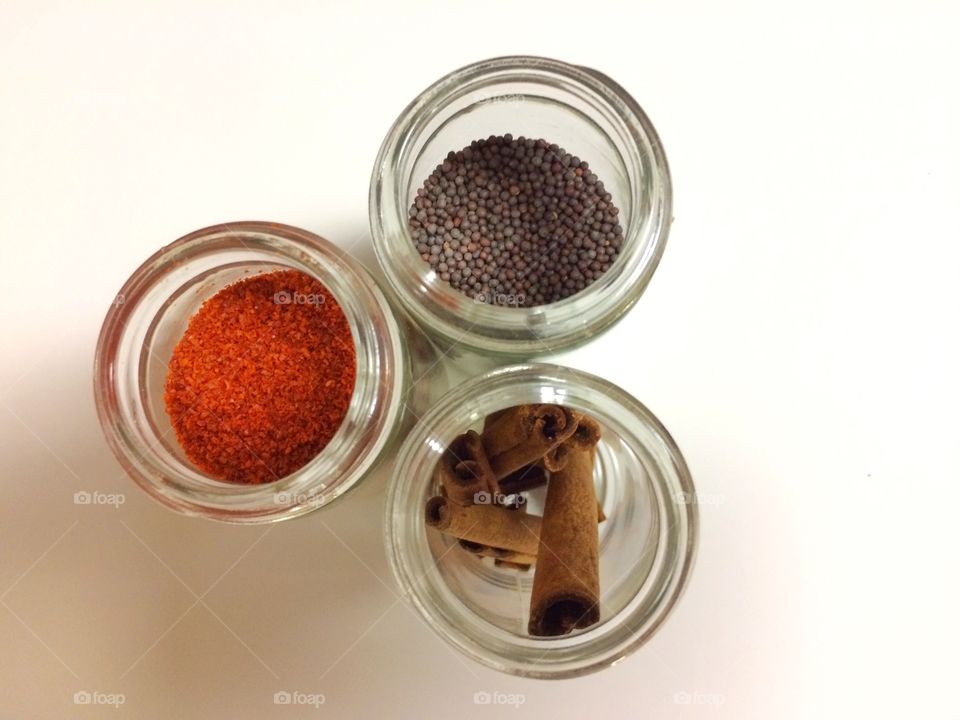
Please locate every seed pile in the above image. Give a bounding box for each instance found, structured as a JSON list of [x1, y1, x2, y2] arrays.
[[164, 270, 356, 484], [409, 135, 624, 306]]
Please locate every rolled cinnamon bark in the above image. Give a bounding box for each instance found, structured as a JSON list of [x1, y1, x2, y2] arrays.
[[437, 430, 498, 505], [542, 444, 569, 473], [542, 412, 602, 471], [569, 412, 602, 446], [425, 496, 542, 557], [482, 407, 511, 432], [482, 405, 579, 479], [497, 458, 605, 519], [498, 463, 548, 495], [458, 539, 536, 566], [494, 500, 535, 570], [528, 444, 601, 636], [464, 494, 533, 561]]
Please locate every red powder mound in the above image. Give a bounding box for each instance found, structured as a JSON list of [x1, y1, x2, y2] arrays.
[[164, 269, 356, 484]]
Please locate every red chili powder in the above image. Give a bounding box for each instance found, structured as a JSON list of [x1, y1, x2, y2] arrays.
[[164, 269, 356, 484]]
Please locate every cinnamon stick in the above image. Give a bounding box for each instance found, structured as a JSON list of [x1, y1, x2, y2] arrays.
[[498, 463, 548, 495], [425, 496, 541, 557], [543, 413, 602, 471], [528, 444, 600, 636], [497, 501, 534, 570], [437, 430, 498, 505], [495, 460, 605, 520], [482, 407, 511, 431], [481, 405, 579, 479], [459, 496, 536, 570], [458, 539, 536, 566]]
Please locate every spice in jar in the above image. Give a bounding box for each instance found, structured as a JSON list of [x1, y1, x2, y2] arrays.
[[164, 269, 356, 484], [409, 135, 624, 307], [424, 405, 603, 636]]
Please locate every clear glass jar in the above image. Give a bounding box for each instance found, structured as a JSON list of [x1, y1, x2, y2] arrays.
[[369, 56, 672, 357], [385, 363, 697, 678], [93, 221, 428, 523]]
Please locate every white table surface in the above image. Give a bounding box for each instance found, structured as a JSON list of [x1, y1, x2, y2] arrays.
[[2, 1, 958, 717]]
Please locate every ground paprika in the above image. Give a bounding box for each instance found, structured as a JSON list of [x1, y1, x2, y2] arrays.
[[164, 269, 356, 484]]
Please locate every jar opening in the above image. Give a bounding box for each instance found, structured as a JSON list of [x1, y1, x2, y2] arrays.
[[386, 364, 697, 678], [94, 222, 406, 522], [371, 56, 672, 355]]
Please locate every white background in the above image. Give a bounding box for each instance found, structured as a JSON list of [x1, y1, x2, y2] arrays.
[[1, 1, 958, 717]]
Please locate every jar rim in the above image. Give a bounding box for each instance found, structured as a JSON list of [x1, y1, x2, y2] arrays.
[[369, 55, 673, 357], [93, 221, 406, 523], [384, 363, 697, 678]]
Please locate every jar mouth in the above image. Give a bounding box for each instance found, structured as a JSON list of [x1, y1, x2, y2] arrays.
[[93, 221, 405, 523], [370, 56, 672, 356], [384, 363, 697, 678]]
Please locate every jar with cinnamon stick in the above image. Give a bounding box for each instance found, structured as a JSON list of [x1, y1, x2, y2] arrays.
[[385, 363, 698, 678]]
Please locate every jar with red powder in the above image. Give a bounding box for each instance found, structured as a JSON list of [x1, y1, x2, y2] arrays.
[[94, 221, 434, 522]]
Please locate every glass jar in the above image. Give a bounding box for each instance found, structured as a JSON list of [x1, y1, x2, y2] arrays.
[[93, 221, 433, 523], [369, 55, 672, 357], [385, 363, 697, 678]]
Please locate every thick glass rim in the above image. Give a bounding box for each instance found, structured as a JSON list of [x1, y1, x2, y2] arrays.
[[384, 363, 697, 678], [93, 221, 405, 523], [369, 55, 673, 356]]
